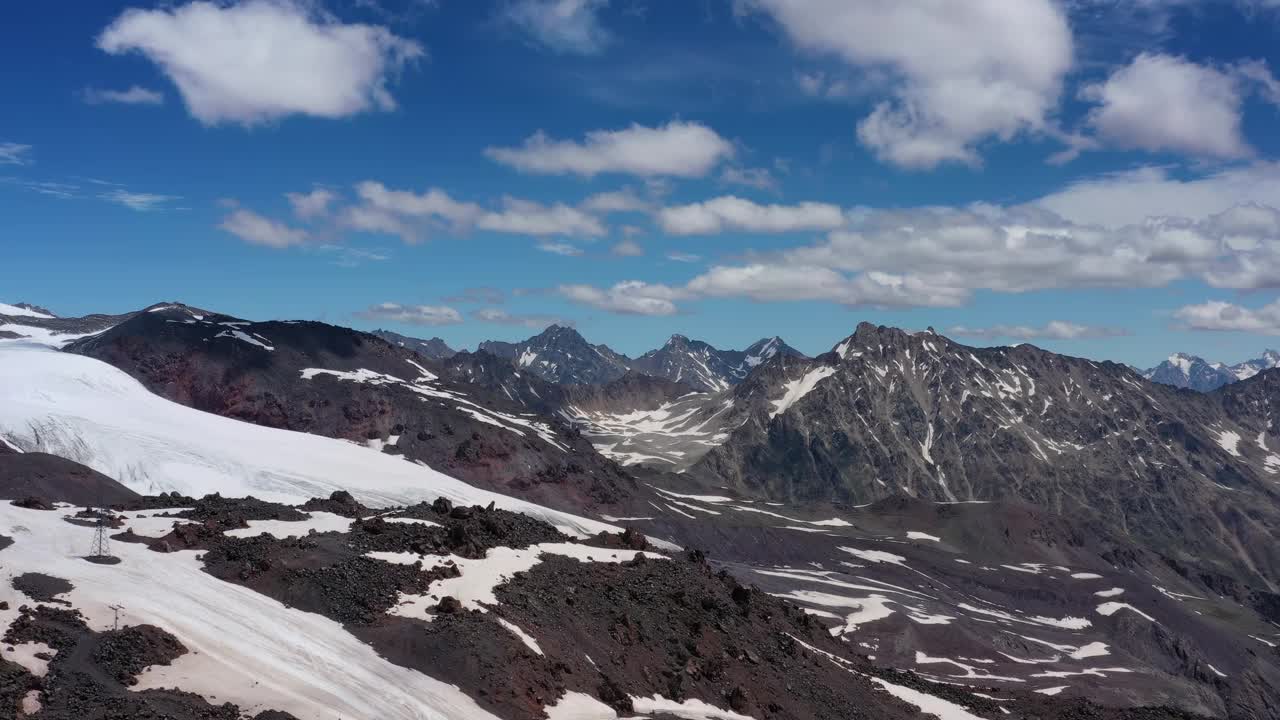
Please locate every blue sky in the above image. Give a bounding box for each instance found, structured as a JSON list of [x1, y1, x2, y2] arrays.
[[4, 0, 1280, 367]]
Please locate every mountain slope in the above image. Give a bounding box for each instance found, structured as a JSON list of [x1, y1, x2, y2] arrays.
[[369, 328, 456, 359], [62, 304, 635, 513], [478, 325, 631, 386], [659, 323, 1280, 593]]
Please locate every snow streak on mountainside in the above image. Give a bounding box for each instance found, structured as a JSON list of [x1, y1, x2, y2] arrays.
[[0, 342, 614, 537]]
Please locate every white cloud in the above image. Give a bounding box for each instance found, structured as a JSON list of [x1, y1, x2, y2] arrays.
[[720, 166, 779, 192], [287, 189, 337, 220], [484, 121, 735, 178], [580, 188, 649, 213], [611, 239, 644, 256], [666, 251, 701, 263], [536, 241, 584, 256], [1173, 299, 1280, 334], [0, 142, 32, 165], [657, 196, 845, 235], [558, 281, 684, 315], [1037, 163, 1280, 227], [220, 208, 309, 248], [1079, 53, 1252, 159], [82, 85, 164, 105], [358, 302, 463, 326], [472, 307, 571, 328], [97, 0, 422, 126], [101, 189, 181, 211], [477, 197, 605, 237], [948, 321, 1131, 341], [502, 0, 611, 54], [743, 0, 1073, 169]]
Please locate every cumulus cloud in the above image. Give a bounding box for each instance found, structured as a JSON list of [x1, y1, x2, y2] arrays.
[[1038, 163, 1280, 227], [358, 302, 463, 326], [0, 142, 32, 165], [743, 0, 1073, 169], [97, 0, 422, 126], [343, 182, 604, 241], [484, 121, 735, 178], [580, 188, 649, 213], [286, 188, 337, 220], [502, 0, 611, 54], [472, 307, 572, 329], [1173, 299, 1280, 335], [1079, 53, 1252, 159], [558, 281, 684, 315], [947, 321, 1131, 341], [477, 197, 605, 237], [657, 196, 845, 235], [560, 195, 1280, 314], [220, 208, 309, 248], [81, 85, 164, 105]]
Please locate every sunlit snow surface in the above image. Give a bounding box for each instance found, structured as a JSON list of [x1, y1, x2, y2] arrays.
[[0, 342, 614, 538], [0, 502, 503, 720]]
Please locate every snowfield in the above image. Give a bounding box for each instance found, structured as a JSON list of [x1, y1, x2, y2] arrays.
[[0, 502, 503, 720], [0, 342, 616, 538]]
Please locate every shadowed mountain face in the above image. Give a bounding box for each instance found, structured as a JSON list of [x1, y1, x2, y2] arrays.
[[478, 325, 632, 386], [64, 304, 636, 514], [369, 329, 456, 360]]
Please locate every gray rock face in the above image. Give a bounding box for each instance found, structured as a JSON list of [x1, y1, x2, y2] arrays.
[[685, 322, 1280, 591], [368, 329, 455, 360], [478, 325, 631, 386]]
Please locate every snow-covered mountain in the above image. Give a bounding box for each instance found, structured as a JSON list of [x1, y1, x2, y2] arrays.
[[630, 334, 807, 392], [1142, 350, 1280, 391]]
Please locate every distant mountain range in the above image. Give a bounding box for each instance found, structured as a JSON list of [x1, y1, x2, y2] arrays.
[[1141, 350, 1280, 392], [475, 325, 806, 391]]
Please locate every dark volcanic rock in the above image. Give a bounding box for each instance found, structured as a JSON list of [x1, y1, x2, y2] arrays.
[[301, 490, 369, 518], [12, 573, 74, 603], [0, 452, 138, 506]]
